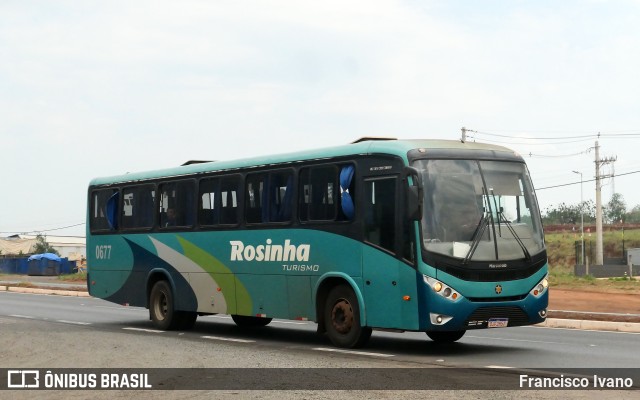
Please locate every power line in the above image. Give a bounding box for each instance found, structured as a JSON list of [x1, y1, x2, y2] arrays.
[[470, 130, 640, 140], [467, 135, 596, 146], [474, 131, 598, 140], [466, 130, 640, 147], [0, 222, 85, 235], [536, 170, 640, 190], [526, 149, 592, 158]]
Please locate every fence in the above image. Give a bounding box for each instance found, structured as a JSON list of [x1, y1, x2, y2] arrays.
[[574, 240, 640, 277]]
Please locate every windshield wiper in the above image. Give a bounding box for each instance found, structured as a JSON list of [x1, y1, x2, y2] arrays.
[[462, 213, 490, 265], [498, 212, 532, 261]]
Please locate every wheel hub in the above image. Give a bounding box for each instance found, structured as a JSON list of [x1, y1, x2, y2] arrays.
[[331, 299, 353, 334]]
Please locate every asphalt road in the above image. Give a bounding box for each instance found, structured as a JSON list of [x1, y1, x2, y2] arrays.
[[1, 291, 639, 399]]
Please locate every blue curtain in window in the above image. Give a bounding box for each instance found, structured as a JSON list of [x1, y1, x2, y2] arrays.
[[340, 165, 355, 220], [261, 177, 270, 223], [106, 192, 119, 230], [276, 175, 293, 221]]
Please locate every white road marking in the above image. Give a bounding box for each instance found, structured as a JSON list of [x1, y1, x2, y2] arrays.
[[201, 336, 256, 343], [94, 305, 145, 312], [465, 335, 565, 344], [271, 320, 309, 325], [528, 325, 640, 335], [312, 347, 394, 358], [9, 314, 35, 319], [122, 327, 165, 333], [57, 320, 91, 326], [486, 365, 513, 369]]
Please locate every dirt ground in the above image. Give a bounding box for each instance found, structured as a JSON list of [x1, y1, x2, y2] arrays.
[[548, 288, 640, 322]]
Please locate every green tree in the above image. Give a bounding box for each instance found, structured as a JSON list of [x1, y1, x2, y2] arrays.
[[605, 193, 627, 223], [626, 204, 640, 224], [32, 234, 60, 256], [543, 202, 581, 224]]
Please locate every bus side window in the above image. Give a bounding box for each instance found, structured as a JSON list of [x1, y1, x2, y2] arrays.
[[245, 174, 265, 224], [246, 171, 293, 224], [90, 189, 119, 231], [364, 177, 396, 253], [270, 171, 293, 222], [199, 178, 219, 226], [299, 166, 338, 222], [122, 185, 155, 229], [159, 180, 195, 228], [220, 176, 240, 225]]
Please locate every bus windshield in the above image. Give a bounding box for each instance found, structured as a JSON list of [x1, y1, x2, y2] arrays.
[[414, 159, 545, 262]]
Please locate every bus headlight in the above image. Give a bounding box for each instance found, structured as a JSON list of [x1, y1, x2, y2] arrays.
[[530, 274, 549, 298], [423, 275, 462, 302]]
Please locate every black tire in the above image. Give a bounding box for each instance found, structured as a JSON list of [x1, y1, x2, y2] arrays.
[[324, 284, 372, 348], [426, 330, 466, 343], [149, 280, 180, 330], [231, 315, 273, 327]]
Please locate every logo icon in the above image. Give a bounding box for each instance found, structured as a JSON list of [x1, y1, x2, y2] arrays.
[[495, 285, 503, 295], [7, 370, 40, 388]]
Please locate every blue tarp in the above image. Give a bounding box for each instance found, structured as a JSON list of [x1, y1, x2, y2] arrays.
[[27, 253, 62, 262], [1, 256, 73, 275]]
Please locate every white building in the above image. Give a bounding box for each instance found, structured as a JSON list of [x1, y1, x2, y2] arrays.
[[0, 235, 86, 261]]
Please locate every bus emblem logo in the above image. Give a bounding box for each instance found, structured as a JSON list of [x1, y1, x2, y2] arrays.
[[495, 285, 503, 295]]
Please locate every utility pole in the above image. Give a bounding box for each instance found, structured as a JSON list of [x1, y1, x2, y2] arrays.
[[594, 140, 617, 266], [461, 127, 467, 143]]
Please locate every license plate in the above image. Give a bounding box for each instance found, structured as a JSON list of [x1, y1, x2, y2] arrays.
[[488, 318, 509, 328]]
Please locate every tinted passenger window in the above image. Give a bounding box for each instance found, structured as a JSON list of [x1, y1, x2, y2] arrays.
[[246, 170, 294, 223], [90, 188, 119, 231], [159, 180, 195, 228], [121, 185, 156, 229], [199, 176, 240, 226], [299, 166, 338, 221], [364, 178, 396, 253]]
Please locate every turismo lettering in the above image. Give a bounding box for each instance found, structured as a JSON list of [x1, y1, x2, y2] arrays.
[[282, 264, 319, 272]]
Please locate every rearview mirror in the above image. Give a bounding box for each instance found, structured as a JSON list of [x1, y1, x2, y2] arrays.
[[404, 167, 422, 221]]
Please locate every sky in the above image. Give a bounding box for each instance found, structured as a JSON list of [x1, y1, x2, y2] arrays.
[[1, 0, 639, 238]]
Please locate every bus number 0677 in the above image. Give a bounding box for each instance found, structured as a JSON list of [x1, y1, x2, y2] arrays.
[[96, 245, 112, 260]]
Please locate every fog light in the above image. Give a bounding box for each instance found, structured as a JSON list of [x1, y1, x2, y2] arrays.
[[430, 313, 453, 325], [539, 309, 547, 318]]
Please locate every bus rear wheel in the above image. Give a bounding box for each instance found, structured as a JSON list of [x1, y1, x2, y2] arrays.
[[324, 285, 371, 348], [426, 330, 466, 343], [231, 315, 272, 327], [149, 280, 198, 331], [149, 280, 178, 330]]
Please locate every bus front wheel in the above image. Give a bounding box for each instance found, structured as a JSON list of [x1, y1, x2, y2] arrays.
[[426, 330, 466, 343], [324, 285, 372, 348]]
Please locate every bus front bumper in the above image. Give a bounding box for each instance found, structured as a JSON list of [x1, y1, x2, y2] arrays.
[[423, 290, 549, 332]]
